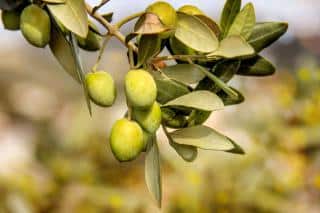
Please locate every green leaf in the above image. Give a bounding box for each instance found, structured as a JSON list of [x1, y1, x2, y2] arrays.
[[195, 15, 221, 39], [238, 55, 276, 76], [42, 0, 65, 3], [220, 0, 241, 38], [137, 35, 161, 67], [248, 22, 288, 52], [175, 12, 219, 53], [227, 3, 255, 39], [134, 13, 170, 34], [170, 125, 244, 153], [48, 0, 88, 38], [145, 135, 162, 207], [164, 91, 224, 111], [161, 64, 206, 85], [154, 73, 190, 104], [208, 35, 255, 59], [217, 87, 245, 106], [70, 33, 92, 115], [163, 125, 197, 162], [102, 12, 113, 22], [49, 25, 80, 82]]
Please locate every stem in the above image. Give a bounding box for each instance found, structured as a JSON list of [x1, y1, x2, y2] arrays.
[[86, 3, 138, 53], [116, 12, 145, 28], [128, 47, 135, 69], [92, 0, 111, 14], [152, 55, 209, 62], [92, 34, 112, 72], [127, 107, 132, 120]]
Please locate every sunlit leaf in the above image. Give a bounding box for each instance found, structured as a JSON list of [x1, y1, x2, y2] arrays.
[[48, 0, 88, 38], [248, 22, 288, 52], [164, 91, 224, 111], [195, 15, 221, 39], [227, 3, 255, 39], [161, 64, 206, 85], [145, 135, 162, 207], [175, 12, 219, 53], [220, 0, 241, 38], [238, 55, 276, 76], [170, 125, 244, 154]]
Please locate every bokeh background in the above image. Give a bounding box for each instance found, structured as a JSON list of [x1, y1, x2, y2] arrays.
[[1, 0, 320, 212]]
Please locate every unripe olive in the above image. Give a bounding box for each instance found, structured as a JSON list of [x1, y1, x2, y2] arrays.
[[146, 1, 177, 38], [85, 71, 116, 107], [2, 10, 20, 30], [110, 118, 144, 162], [178, 5, 204, 16], [20, 5, 51, 48], [125, 69, 157, 109], [142, 130, 151, 152], [133, 102, 162, 134]]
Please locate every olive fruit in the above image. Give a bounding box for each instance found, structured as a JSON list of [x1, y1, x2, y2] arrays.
[[146, 1, 177, 38], [125, 69, 157, 108], [178, 5, 204, 15], [20, 5, 51, 48], [142, 130, 151, 152], [110, 118, 144, 162], [133, 101, 162, 134], [85, 71, 116, 107], [1, 9, 20, 30]]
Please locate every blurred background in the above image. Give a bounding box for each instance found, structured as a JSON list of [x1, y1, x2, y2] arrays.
[[0, 0, 320, 212]]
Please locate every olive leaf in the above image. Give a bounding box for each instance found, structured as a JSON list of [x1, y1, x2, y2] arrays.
[[248, 22, 288, 52], [134, 13, 170, 34], [145, 135, 162, 207], [163, 91, 224, 111], [227, 3, 255, 39], [175, 12, 219, 53], [48, 0, 88, 38], [153, 73, 190, 104], [220, 0, 241, 38], [137, 35, 161, 67], [102, 12, 113, 22], [161, 64, 206, 85], [70, 33, 92, 116], [208, 35, 255, 59], [212, 60, 241, 82], [169, 125, 244, 154], [163, 125, 197, 162], [238, 55, 275, 76], [49, 25, 80, 82], [217, 87, 245, 106], [42, 0, 65, 3], [195, 15, 221, 39]]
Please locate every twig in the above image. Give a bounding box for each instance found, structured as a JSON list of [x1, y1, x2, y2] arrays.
[[92, 0, 111, 14]]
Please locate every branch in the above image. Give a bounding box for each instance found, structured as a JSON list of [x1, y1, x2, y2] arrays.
[[85, 3, 138, 53], [92, 0, 111, 14]]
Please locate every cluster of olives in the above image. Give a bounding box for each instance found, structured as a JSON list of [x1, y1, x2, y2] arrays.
[[86, 69, 161, 162], [1, 2, 100, 50]]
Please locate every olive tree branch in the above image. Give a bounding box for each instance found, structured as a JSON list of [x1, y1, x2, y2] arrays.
[[116, 11, 145, 28], [85, 3, 138, 53]]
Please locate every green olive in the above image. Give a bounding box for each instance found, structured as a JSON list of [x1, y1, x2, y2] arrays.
[[85, 71, 116, 107], [178, 5, 204, 15], [110, 118, 144, 162], [20, 5, 51, 48], [133, 101, 162, 134], [142, 130, 151, 152], [146, 1, 177, 38], [2, 9, 20, 30], [125, 69, 157, 109]]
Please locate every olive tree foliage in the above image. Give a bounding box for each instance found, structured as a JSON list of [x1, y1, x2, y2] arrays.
[[1, 0, 288, 207]]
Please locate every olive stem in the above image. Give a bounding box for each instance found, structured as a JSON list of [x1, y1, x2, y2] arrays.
[[92, 34, 112, 72], [127, 107, 132, 120], [128, 47, 135, 69], [86, 3, 138, 53], [116, 11, 145, 29]]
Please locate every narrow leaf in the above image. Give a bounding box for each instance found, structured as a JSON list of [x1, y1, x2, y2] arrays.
[[164, 91, 224, 111], [217, 87, 245, 106], [248, 22, 288, 52], [238, 55, 276, 76], [227, 3, 255, 39], [220, 0, 241, 37], [170, 125, 244, 153], [208, 35, 255, 59], [49, 25, 80, 82], [48, 0, 88, 38], [137, 35, 161, 67], [175, 12, 219, 53], [145, 135, 162, 207], [161, 64, 206, 85]]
